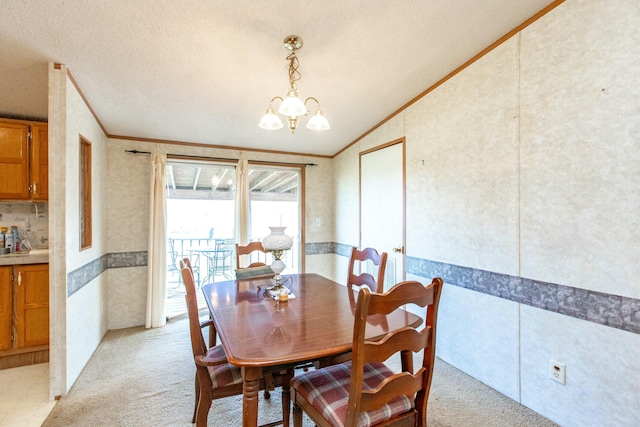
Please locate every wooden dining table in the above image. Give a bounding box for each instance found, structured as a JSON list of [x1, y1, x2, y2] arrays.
[[201, 273, 422, 427]]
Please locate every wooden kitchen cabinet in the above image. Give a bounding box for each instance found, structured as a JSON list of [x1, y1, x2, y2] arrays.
[[0, 263, 49, 369], [0, 119, 48, 201], [30, 124, 48, 201], [15, 264, 49, 348], [0, 266, 10, 352], [0, 121, 29, 199]]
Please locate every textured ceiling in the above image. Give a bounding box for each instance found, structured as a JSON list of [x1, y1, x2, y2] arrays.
[[0, 0, 556, 157]]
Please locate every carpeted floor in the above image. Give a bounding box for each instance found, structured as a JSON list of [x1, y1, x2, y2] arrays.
[[42, 314, 557, 426]]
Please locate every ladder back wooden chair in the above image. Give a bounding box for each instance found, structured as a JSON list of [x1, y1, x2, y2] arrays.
[[291, 278, 444, 427], [180, 261, 293, 427], [236, 241, 269, 269], [347, 247, 388, 301], [315, 247, 389, 369], [183, 257, 216, 348]]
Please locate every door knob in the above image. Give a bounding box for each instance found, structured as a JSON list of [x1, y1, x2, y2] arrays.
[[392, 247, 403, 253]]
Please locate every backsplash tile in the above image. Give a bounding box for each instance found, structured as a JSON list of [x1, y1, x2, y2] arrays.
[[0, 202, 49, 249]]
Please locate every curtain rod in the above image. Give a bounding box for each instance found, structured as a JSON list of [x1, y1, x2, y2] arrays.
[[124, 149, 317, 167]]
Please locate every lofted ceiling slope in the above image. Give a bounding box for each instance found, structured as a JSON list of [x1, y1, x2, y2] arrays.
[[0, 1, 558, 157]]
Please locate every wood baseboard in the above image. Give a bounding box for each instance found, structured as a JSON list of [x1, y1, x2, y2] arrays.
[[0, 348, 49, 370]]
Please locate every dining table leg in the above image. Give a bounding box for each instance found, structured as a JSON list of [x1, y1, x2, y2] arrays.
[[242, 366, 262, 427]]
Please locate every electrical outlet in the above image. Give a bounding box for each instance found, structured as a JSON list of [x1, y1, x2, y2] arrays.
[[550, 360, 566, 384], [315, 218, 321, 227]]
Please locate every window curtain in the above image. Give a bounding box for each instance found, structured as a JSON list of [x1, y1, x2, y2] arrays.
[[146, 152, 167, 328], [234, 159, 250, 267]]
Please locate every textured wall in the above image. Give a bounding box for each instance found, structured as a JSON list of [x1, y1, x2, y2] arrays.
[[516, 1, 640, 424], [63, 72, 110, 392], [332, 0, 640, 425], [518, 0, 640, 298], [402, 34, 522, 401], [333, 145, 360, 245], [48, 63, 67, 398], [105, 140, 150, 329], [304, 157, 334, 246], [304, 253, 333, 281], [406, 37, 519, 275], [359, 114, 405, 154]]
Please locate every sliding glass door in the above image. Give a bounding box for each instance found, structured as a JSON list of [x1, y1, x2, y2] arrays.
[[248, 165, 301, 273], [164, 160, 302, 317], [165, 160, 236, 317]]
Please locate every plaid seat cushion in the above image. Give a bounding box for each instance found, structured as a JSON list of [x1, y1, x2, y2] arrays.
[[206, 343, 229, 364], [206, 345, 243, 387], [291, 361, 414, 427]]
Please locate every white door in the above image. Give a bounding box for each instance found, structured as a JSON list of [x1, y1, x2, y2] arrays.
[[360, 141, 405, 290]]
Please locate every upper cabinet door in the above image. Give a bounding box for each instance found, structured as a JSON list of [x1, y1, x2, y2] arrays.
[[0, 122, 29, 200], [30, 124, 48, 201]]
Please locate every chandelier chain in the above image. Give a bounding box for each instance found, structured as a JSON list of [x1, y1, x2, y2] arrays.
[[286, 51, 301, 91]]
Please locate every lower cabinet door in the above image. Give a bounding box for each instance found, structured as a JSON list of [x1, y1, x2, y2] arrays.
[[0, 266, 11, 351], [16, 264, 49, 348]]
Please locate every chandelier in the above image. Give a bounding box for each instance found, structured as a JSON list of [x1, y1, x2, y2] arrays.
[[259, 35, 330, 134]]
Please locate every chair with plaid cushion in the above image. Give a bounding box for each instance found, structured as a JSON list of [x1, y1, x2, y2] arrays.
[[291, 277, 443, 427], [180, 261, 293, 427]]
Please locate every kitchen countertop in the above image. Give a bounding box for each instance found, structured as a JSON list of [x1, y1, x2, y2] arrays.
[[0, 249, 49, 266]]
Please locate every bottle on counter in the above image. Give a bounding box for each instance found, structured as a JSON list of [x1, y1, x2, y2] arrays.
[[5, 229, 14, 252], [0, 227, 6, 248], [11, 226, 20, 252]]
